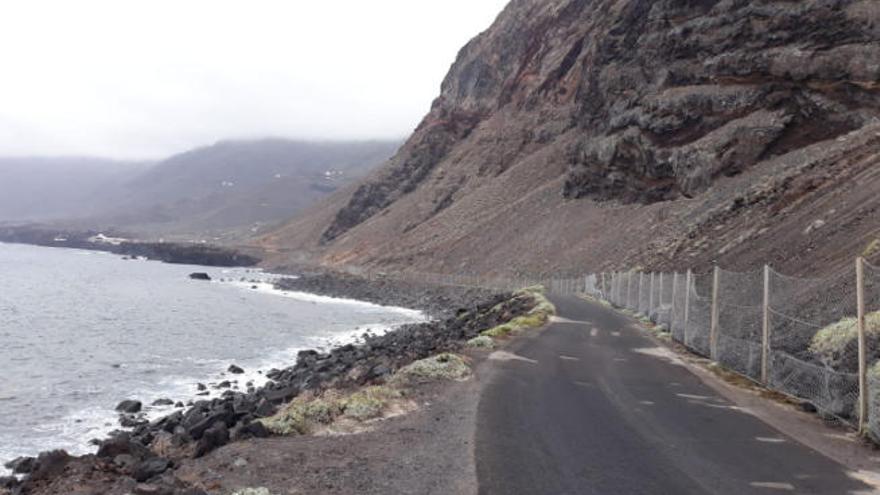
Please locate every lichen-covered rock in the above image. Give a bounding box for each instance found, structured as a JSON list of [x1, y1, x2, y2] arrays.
[[482, 286, 556, 337], [466, 335, 495, 349], [341, 386, 401, 421], [231, 488, 272, 495], [810, 311, 880, 372], [389, 354, 471, 386], [259, 394, 343, 436]]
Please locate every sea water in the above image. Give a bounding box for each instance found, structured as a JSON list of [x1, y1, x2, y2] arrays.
[[0, 242, 423, 471]]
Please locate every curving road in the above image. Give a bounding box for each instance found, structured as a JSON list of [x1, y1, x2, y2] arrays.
[[475, 294, 876, 494]]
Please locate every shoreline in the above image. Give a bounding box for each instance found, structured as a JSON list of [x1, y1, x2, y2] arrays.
[[1, 270, 533, 495], [0, 226, 261, 267], [0, 269, 426, 477]]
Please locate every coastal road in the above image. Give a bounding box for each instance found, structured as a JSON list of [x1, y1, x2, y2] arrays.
[[475, 294, 876, 494]]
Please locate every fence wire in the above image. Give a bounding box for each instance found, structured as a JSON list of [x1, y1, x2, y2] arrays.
[[364, 259, 880, 437], [671, 273, 688, 343], [638, 273, 649, 315], [715, 268, 764, 380], [684, 272, 713, 358]]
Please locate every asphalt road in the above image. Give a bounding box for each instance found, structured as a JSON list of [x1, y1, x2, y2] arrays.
[[475, 294, 875, 495]]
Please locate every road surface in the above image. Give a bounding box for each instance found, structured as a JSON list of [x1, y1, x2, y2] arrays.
[[475, 294, 875, 494]]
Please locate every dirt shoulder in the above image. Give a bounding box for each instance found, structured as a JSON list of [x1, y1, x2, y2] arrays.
[[175, 358, 484, 495]]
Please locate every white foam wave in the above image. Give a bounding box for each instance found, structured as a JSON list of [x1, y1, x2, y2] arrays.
[[227, 281, 425, 320]]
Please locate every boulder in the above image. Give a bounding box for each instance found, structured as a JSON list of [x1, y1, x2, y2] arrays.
[[132, 457, 171, 482], [116, 400, 143, 414], [151, 398, 175, 407], [227, 364, 245, 374], [194, 422, 229, 458], [28, 450, 71, 482], [0, 476, 18, 490], [188, 272, 211, 281], [3, 456, 35, 474], [97, 433, 151, 460]]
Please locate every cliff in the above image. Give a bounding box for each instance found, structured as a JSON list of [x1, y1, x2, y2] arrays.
[[262, 0, 880, 277]]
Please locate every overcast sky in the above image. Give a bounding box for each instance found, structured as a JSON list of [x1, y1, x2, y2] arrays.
[[0, 1, 508, 159]]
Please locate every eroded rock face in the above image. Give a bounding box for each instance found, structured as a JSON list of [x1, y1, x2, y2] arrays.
[[319, 0, 880, 243], [564, 0, 879, 202]]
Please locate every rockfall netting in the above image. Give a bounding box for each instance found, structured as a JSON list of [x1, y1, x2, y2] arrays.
[[715, 268, 764, 381], [865, 260, 880, 439], [366, 261, 880, 437]]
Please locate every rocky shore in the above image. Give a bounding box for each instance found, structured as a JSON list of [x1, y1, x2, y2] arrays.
[[0, 226, 260, 267], [275, 272, 499, 318], [1, 274, 539, 495]]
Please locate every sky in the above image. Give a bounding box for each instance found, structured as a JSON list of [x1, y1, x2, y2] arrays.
[[0, 0, 509, 159]]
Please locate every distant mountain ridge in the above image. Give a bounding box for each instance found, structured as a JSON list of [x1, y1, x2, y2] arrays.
[[0, 139, 401, 241]]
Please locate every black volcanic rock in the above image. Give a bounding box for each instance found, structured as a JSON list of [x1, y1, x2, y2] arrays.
[[116, 400, 143, 414], [188, 272, 211, 281]]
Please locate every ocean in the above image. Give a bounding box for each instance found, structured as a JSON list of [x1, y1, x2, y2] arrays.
[[0, 242, 423, 472]]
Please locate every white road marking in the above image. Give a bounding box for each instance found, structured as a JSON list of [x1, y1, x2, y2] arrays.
[[749, 482, 795, 491], [488, 351, 538, 364], [559, 355, 579, 361], [550, 316, 591, 324], [590, 328, 599, 337], [611, 331, 621, 337], [756, 437, 786, 444], [676, 393, 714, 401]]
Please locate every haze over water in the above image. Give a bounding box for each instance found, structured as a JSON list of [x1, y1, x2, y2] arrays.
[[0, 242, 423, 471]]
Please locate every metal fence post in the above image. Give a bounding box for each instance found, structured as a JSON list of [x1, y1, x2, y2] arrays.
[[857, 257, 868, 434], [710, 265, 720, 361], [671, 272, 679, 332], [649, 273, 655, 316], [683, 270, 692, 345], [638, 272, 644, 312], [762, 264, 771, 384], [626, 271, 632, 309], [659, 272, 665, 311]]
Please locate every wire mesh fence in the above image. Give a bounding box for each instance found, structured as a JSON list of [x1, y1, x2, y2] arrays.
[[352, 256, 880, 438], [865, 260, 880, 439]]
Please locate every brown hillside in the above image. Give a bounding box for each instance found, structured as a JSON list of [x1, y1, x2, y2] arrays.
[[260, 0, 880, 278]]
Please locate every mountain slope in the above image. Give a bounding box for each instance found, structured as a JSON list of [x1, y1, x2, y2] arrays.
[[93, 139, 401, 240], [262, 0, 880, 276], [0, 139, 400, 241]]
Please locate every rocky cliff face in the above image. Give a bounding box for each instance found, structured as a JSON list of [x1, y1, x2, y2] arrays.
[[266, 0, 880, 276]]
